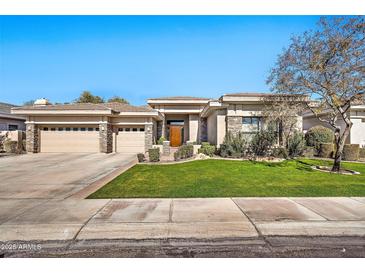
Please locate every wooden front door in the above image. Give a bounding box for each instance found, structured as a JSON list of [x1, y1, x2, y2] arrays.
[[170, 126, 182, 147]]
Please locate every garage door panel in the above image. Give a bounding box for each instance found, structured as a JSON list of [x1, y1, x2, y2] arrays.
[[117, 132, 145, 153], [41, 131, 99, 153]]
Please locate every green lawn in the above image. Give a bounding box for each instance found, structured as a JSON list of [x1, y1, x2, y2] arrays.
[[88, 159, 365, 198]]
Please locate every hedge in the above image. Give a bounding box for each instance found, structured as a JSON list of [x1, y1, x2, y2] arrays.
[[174, 145, 194, 161], [318, 143, 334, 158], [305, 126, 334, 153], [343, 144, 360, 161]]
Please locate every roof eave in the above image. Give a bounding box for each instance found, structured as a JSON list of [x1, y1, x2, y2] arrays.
[[11, 109, 114, 115]]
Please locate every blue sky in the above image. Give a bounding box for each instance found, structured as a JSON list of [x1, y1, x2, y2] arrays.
[[0, 16, 321, 106]]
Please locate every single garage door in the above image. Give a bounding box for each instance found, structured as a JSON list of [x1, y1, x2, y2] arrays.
[[40, 126, 99, 153], [116, 127, 145, 154]]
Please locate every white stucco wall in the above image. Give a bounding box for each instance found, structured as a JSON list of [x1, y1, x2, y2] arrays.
[[207, 111, 217, 145], [207, 109, 226, 146], [350, 118, 365, 147], [188, 114, 199, 142]]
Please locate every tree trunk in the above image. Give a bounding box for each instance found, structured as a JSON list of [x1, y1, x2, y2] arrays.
[[332, 126, 350, 172]]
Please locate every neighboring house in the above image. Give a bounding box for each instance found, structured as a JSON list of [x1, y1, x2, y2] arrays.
[[0, 102, 26, 131], [303, 104, 365, 147], [12, 93, 303, 154]]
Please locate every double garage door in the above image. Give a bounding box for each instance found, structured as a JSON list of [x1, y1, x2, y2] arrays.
[[40, 127, 99, 153], [39, 126, 145, 153]]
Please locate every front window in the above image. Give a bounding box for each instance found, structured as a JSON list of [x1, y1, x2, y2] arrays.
[[8, 125, 18, 131], [242, 117, 261, 133]]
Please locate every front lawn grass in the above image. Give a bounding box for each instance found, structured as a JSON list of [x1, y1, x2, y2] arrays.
[[88, 159, 365, 198]]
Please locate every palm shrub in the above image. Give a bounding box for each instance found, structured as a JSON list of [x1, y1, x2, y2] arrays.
[[249, 125, 277, 156], [305, 126, 334, 154], [198, 142, 216, 156], [287, 131, 305, 157], [219, 131, 247, 158]]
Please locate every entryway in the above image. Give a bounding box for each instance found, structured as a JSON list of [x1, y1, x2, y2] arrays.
[[167, 119, 185, 147]]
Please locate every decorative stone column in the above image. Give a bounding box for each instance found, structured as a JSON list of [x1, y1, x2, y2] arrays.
[[145, 124, 153, 152], [156, 116, 166, 140], [99, 123, 113, 153], [162, 141, 170, 156], [26, 123, 39, 153], [200, 117, 208, 143], [227, 116, 242, 136]]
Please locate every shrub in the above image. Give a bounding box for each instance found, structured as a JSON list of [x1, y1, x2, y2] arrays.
[[3, 139, 18, 153], [287, 131, 305, 157], [302, 146, 315, 158], [360, 147, 365, 159], [219, 131, 247, 158], [198, 142, 216, 156], [271, 147, 288, 159], [318, 143, 334, 158], [305, 126, 334, 153], [157, 136, 166, 145], [148, 148, 160, 162], [249, 125, 277, 156], [137, 153, 145, 163], [343, 144, 360, 161], [174, 145, 194, 161]]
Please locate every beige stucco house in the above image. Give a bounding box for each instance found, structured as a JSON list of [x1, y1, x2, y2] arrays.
[[0, 102, 26, 131], [12, 93, 303, 154], [303, 104, 365, 147]]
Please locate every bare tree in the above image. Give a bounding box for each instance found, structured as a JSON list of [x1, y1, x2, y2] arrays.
[[267, 16, 365, 172], [262, 94, 307, 148]]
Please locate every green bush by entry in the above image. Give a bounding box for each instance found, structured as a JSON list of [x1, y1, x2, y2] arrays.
[[198, 142, 216, 156], [305, 126, 334, 153], [343, 144, 360, 161], [148, 148, 160, 162], [174, 145, 194, 161], [318, 143, 334, 158], [157, 136, 166, 145], [219, 131, 247, 158]]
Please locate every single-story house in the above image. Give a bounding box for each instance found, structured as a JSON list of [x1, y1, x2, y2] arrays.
[[0, 102, 26, 131], [12, 93, 303, 154], [303, 104, 365, 147]]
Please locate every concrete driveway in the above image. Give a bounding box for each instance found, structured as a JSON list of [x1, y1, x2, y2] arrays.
[[0, 153, 137, 200]]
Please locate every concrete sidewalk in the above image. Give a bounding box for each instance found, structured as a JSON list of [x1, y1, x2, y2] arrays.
[[1, 197, 364, 242]]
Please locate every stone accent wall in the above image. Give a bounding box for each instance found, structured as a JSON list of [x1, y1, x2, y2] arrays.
[[162, 141, 170, 155], [26, 124, 39, 153], [99, 123, 113, 153], [145, 124, 153, 152], [156, 116, 166, 140], [157, 121, 163, 140], [227, 116, 242, 136], [200, 117, 208, 142]]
